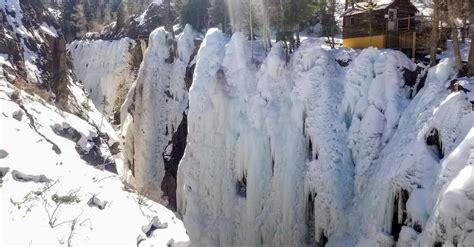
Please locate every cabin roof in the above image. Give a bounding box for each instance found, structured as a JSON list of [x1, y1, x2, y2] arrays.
[[341, 1, 418, 17]]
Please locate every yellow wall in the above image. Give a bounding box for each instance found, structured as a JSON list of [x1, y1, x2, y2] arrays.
[[343, 35, 386, 49]]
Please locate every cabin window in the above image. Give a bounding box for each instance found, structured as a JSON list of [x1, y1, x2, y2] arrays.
[[388, 9, 397, 20], [388, 11, 394, 20], [350, 17, 355, 26]]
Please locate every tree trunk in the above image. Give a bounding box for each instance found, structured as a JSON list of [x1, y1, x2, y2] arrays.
[[330, 0, 336, 49], [296, 24, 300, 47], [461, 18, 467, 43], [223, 4, 227, 34], [249, 1, 253, 61], [430, 0, 439, 67], [447, 0, 463, 73], [262, 0, 272, 52], [468, 22, 474, 75], [449, 19, 463, 73], [166, 0, 175, 39], [279, 0, 285, 25]]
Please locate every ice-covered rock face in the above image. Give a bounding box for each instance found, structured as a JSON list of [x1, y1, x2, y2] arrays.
[[69, 38, 140, 120], [177, 29, 354, 246], [177, 29, 474, 246], [343, 58, 474, 246], [121, 25, 196, 209]]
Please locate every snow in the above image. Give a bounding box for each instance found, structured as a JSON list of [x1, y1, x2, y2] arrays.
[[121, 25, 195, 200], [0, 77, 189, 246], [69, 38, 138, 115], [65, 73, 124, 173], [40, 22, 59, 38], [135, 1, 164, 25], [437, 40, 472, 62], [0, 53, 11, 68], [47, 7, 62, 19]]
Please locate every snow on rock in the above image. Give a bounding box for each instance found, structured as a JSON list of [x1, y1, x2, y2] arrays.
[[177, 30, 354, 246], [0, 78, 189, 246], [69, 38, 139, 117], [0, 0, 124, 173], [121, 25, 195, 205], [0, 0, 61, 85]]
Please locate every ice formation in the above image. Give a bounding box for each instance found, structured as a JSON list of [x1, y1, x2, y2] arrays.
[[177, 29, 354, 246], [3, 1, 471, 244], [177, 29, 474, 246], [121, 25, 196, 203], [69, 38, 139, 116]]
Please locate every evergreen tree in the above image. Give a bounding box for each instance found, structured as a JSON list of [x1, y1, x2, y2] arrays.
[[177, 0, 210, 31], [116, 1, 129, 29], [208, 0, 228, 33], [275, 0, 317, 51]]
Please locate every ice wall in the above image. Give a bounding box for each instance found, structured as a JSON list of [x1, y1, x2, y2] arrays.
[[69, 38, 139, 117], [121, 25, 195, 205], [341, 48, 416, 196], [177, 29, 354, 246], [177, 29, 474, 246], [340, 55, 474, 246]]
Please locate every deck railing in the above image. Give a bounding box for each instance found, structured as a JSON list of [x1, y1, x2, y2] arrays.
[[394, 16, 432, 33]]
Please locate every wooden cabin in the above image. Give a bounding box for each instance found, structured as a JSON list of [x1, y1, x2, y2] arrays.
[[342, 0, 427, 56]]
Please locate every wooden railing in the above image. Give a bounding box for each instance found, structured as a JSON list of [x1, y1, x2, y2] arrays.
[[397, 17, 416, 31], [393, 16, 432, 33]]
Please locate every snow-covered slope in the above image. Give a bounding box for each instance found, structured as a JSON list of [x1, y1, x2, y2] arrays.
[[177, 28, 474, 246], [69, 38, 140, 118], [0, 78, 189, 246]]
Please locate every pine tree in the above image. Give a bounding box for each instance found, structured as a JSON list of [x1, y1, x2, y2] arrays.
[[177, 0, 210, 31], [116, 1, 129, 29], [71, 3, 87, 38], [315, 0, 338, 48], [208, 0, 228, 33], [275, 0, 317, 50]]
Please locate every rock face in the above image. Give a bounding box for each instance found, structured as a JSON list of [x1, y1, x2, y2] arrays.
[[0, 0, 122, 174], [121, 25, 196, 209], [82, 2, 174, 41], [0, 0, 68, 107]]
